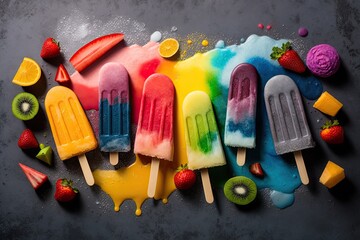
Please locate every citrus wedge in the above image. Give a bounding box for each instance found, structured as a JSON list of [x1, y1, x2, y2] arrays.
[[158, 38, 179, 58], [12, 57, 41, 86]]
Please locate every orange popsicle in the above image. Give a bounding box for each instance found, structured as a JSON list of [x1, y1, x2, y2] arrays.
[[45, 86, 98, 186]]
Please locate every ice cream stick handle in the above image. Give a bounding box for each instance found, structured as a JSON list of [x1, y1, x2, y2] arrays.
[[78, 154, 95, 186], [236, 148, 246, 166], [294, 151, 309, 185], [147, 158, 160, 198], [109, 152, 118, 166], [200, 169, 214, 204]]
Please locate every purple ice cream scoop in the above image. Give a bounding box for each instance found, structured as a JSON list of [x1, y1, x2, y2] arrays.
[[306, 44, 340, 78]]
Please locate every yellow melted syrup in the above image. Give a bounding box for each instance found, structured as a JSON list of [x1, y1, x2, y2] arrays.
[[93, 46, 213, 216]]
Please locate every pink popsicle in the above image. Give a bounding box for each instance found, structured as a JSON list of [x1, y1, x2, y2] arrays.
[[134, 73, 175, 197]]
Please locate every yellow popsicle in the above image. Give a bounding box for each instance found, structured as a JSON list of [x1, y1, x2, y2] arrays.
[[45, 86, 98, 185]]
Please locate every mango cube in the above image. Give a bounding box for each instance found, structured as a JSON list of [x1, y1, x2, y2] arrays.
[[313, 91, 343, 116], [319, 161, 345, 188]]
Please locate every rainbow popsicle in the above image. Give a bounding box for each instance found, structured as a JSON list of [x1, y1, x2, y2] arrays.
[[134, 73, 175, 197], [45, 86, 98, 186], [264, 75, 315, 184], [224, 63, 258, 166], [182, 91, 226, 203], [99, 62, 130, 166]]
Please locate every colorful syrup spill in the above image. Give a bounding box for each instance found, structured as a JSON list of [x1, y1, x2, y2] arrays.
[[71, 34, 323, 215]]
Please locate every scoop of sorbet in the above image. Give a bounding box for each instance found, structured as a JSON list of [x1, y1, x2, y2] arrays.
[[306, 44, 340, 78]]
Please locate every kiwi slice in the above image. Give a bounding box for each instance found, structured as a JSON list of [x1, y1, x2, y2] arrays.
[[12, 92, 39, 121], [224, 176, 257, 205]]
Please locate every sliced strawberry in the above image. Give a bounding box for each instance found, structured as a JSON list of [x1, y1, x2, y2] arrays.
[[55, 64, 71, 83], [70, 33, 124, 72], [19, 163, 48, 190], [249, 162, 264, 178], [18, 129, 39, 149]]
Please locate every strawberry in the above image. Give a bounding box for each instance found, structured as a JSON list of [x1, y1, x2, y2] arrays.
[[54, 178, 79, 202], [19, 163, 48, 190], [18, 129, 39, 149], [249, 162, 264, 178], [40, 37, 60, 59], [270, 41, 306, 73], [320, 120, 344, 144], [55, 64, 71, 83], [174, 164, 196, 190]]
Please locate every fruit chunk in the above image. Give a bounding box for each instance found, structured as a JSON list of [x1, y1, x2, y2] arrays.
[[70, 33, 124, 72], [249, 162, 264, 178], [270, 42, 306, 73], [319, 161, 345, 188], [40, 38, 61, 59], [320, 120, 344, 144], [18, 129, 39, 149], [55, 64, 71, 83], [158, 38, 179, 58], [19, 163, 48, 190], [54, 178, 79, 202], [12, 92, 39, 121], [12, 57, 41, 86], [174, 164, 196, 190], [313, 91, 343, 116], [223, 176, 257, 205], [36, 143, 53, 165]]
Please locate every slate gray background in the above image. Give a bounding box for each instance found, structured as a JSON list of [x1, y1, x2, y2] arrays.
[[1, 0, 360, 239]]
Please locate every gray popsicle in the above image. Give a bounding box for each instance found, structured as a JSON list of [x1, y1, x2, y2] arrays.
[[264, 75, 315, 155]]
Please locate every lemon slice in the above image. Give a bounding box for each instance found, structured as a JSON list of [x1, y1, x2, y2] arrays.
[[158, 38, 179, 58], [12, 57, 42, 86]]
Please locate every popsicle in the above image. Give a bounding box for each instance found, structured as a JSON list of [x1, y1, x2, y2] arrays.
[[264, 75, 315, 185], [224, 63, 258, 166], [45, 86, 98, 186], [134, 73, 175, 198], [99, 62, 130, 166], [182, 91, 226, 203]]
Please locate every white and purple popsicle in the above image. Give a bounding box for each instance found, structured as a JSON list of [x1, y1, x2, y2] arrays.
[[224, 63, 258, 166]]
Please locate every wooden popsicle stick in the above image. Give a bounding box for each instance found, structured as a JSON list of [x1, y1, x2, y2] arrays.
[[109, 152, 119, 166], [78, 154, 95, 186], [293, 150, 309, 185], [147, 158, 160, 198], [200, 169, 214, 204], [236, 148, 246, 166]]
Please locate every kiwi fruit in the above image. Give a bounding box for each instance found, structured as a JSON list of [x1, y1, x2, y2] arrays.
[[12, 92, 39, 121], [224, 176, 257, 205]]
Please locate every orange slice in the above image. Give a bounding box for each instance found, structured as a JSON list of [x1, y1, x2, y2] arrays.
[[158, 38, 179, 58], [12, 57, 41, 86]]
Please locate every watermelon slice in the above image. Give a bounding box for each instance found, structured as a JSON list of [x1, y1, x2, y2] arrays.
[[69, 33, 124, 72], [55, 64, 71, 83], [19, 163, 48, 190]]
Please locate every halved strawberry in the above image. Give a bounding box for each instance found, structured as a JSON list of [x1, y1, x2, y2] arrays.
[[70, 33, 124, 72], [55, 64, 71, 83], [19, 163, 48, 190]]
